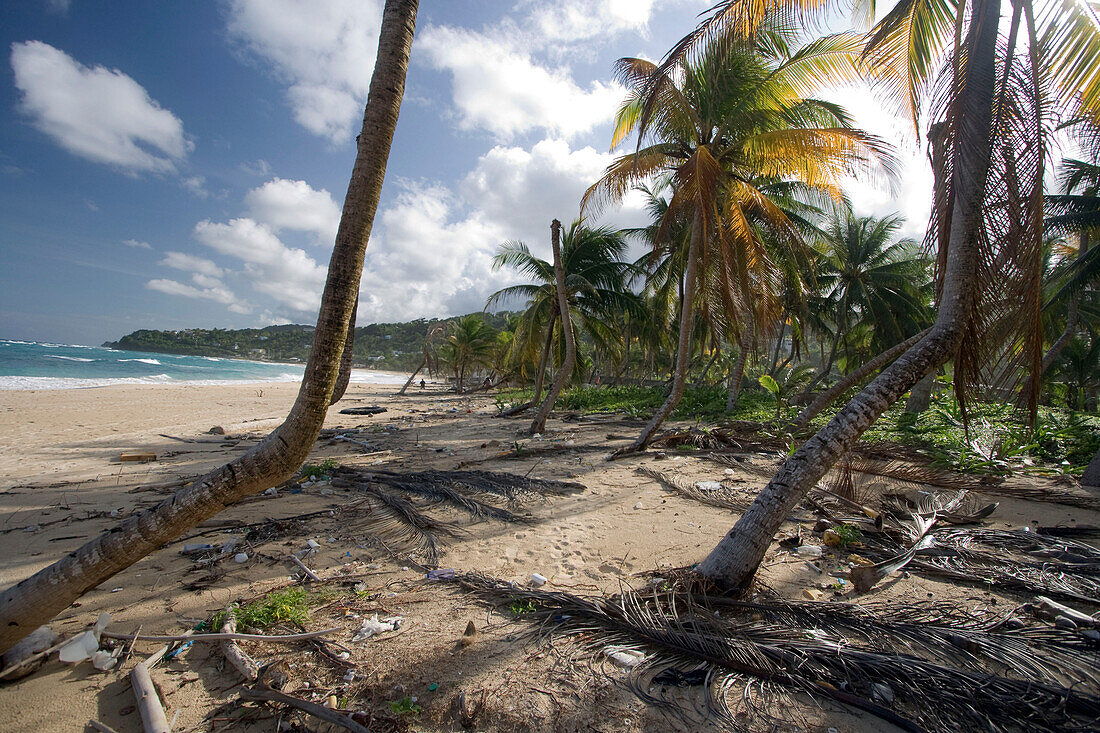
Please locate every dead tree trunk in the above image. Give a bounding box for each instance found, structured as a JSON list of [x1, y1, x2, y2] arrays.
[[0, 0, 419, 654]]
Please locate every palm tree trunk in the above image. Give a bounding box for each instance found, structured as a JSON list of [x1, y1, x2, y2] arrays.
[[768, 319, 787, 374], [694, 349, 720, 386], [788, 329, 929, 432], [697, 0, 1001, 589], [904, 369, 936, 414], [0, 0, 419, 655], [498, 311, 557, 417], [797, 328, 841, 402], [1016, 231, 1089, 408], [618, 211, 703, 454], [530, 221, 575, 434], [398, 355, 426, 395], [329, 296, 358, 404], [726, 330, 750, 411]]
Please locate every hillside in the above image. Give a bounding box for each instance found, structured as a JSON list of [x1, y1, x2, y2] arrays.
[[104, 312, 515, 372]]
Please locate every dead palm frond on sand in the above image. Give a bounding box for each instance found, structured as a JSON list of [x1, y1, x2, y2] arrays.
[[448, 572, 1100, 732]]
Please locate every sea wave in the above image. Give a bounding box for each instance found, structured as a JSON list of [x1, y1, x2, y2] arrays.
[[0, 374, 177, 390], [119, 358, 162, 365], [44, 355, 95, 362]]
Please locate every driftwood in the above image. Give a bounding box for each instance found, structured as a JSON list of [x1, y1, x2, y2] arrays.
[[337, 406, 387, 416], [102, 627, 340, 644], [290, 555, 322, 582], [0, 633, 69, 680], [240, 685, 374, 733], [130, 662, 170, 733], [88, 720, 120, 733], [1028, 595, 1100, 627], [220, 607, 259, 681]]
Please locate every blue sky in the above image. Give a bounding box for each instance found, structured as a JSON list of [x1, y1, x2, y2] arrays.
[[0, 0, 930, 346]]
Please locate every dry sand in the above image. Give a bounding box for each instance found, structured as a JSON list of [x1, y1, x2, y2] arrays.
[[0, 381, 1095, 732]]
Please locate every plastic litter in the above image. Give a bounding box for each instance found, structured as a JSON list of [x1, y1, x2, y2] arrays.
[[424, 568, 456, 581], [604, 646, 646, 668], [352, 614, 404, 641], [263, 487, 277, 497], [59, 613, 111, 664], [695, 481, 723, 491], [306, 539, 321, 550], [233, 552, 249, 563], [91, 650, 118, 672], [796, 545, 823, 558], [530, 573, 547, 587]]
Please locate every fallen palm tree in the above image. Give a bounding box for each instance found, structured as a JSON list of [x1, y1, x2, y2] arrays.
[[447, 572, 1100, 732]]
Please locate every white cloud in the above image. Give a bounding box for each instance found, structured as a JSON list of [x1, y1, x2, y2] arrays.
[[245, 177, 340, 245], [10, 41, 191, 174], [161, 251, 223, 278], [526, 0, 656, 44], [225, 0, 383, 142], [355, 138, 649, 323], [358, 182, 503, 322], [239, 158, 271, 176], [181, 175, 210, 198], [420, 26, 623, 141], [146, 278, 239, 306], [123, 238, 152, 250], [193, 218, 327, 312], [825, 85, 934, 240]]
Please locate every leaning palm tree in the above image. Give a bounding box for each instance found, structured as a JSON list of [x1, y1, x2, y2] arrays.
[[0, 0, 420, 652], [694, 0, 1100, 590], [584, 31, 894, 454], [487, 220, 641, 413]]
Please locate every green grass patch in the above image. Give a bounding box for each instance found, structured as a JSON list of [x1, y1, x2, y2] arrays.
[[388, 697, 422, 716], [300, 458, 340, 479], [209, 586, 326, 631]]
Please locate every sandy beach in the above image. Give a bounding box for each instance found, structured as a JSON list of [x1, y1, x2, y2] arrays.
[[0, 381, 1096, 732]]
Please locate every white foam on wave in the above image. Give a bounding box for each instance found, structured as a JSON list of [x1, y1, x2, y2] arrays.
[[119, 358, 161, 365], [44, 355, 95, 362], [349, 369, 407, 385], [0, 374, 176, 390]]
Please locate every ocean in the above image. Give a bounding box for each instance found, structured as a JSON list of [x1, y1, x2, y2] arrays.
[[0, 339, 407, 390]]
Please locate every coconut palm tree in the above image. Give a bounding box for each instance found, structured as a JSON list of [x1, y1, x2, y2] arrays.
[[695, 0, 1100, 589], [0, 0, 420, 653], [441, 315, 497, 392], [800, 212, 931, 395], [584, 32, 893, 454], [487, 220, 641, 411]]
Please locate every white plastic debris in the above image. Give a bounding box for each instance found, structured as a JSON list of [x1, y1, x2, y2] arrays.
[[796, 545, 823, 558], [633, 501, 644, 510], [604, 646, 646, 668], [58, 631, 99, 663], [723, 468, 735, 475], [59, 613, 111, 664], [306, 539, 321, 550], [263, 487, 277, 497], [530, 573, 548, 587], [352, 614, 404, 641], [695, 481, 723, 492], [233, 552, 249, 563], [343, 670, 356, 682], [91, 650, 118, 672]]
